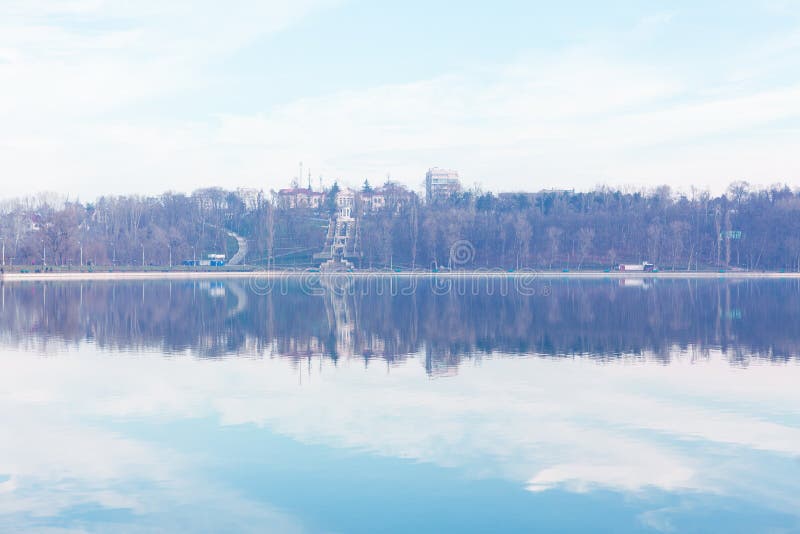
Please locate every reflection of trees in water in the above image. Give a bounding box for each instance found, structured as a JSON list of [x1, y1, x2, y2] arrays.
[[1, 279, 800, 373]]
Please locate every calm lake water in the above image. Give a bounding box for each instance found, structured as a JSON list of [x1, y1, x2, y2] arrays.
[[1, 277, 799, 533]]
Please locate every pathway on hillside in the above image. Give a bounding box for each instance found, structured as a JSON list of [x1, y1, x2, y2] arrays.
[[226, 229, 248, 265]]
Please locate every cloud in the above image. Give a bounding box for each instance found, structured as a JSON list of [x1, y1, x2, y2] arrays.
[[0, 0, 337, 119], [527, 461, 694, 494], [0, 3, 799, 198], [0, 0, 339, 198], [208, 49, 800, 192]]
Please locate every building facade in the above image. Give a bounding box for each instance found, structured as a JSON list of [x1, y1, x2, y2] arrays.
[[275, 187, 324, 210], [425, 168, 461, 202], [335, 188, 356, 219]]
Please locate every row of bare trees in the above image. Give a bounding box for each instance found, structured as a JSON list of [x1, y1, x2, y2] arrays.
[[2, 181, 800, 270], [357, 181, 800, 271]]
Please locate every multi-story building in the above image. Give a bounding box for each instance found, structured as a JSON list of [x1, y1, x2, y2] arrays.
[[360, 189, 386, 212], [425, 167, 461, 202], [359, 182, 418, 215], [275, 187, 324, 210], [335, 188, 356, 219], [275, 179, 417, 215]]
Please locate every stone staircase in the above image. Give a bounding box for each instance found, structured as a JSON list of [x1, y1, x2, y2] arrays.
[[313, 215, 360, 265]]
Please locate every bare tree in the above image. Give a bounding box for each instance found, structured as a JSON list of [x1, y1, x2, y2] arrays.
[[547, 226, 563, 270], [514, 214, 532, 269], [577, 227, 595, 270]]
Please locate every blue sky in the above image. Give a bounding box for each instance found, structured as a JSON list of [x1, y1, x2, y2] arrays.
[[1, 0, 799, 198]]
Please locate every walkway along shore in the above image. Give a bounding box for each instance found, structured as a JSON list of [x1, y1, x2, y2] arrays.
[[2, 269, 800, 282]]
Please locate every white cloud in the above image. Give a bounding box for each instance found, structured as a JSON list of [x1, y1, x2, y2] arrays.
[[0, 3, 799, 198], [0, 0, 337, 120], [206, 51, 800, 193]]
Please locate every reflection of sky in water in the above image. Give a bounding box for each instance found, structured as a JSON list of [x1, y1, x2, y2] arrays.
[[2, 341, 800, 532]]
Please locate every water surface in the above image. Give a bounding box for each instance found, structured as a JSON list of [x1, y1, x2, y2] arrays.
[[1, 278, 799, 532]]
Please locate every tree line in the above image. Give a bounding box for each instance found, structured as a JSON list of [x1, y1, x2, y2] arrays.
[[1, 181, 800, 270]]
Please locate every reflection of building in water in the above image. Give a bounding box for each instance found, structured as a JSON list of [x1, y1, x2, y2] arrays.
[[322, 275, 357, 358], [318, 276, 395, 361], [198, 281, 226, 298], [618, 278, 652, 289]]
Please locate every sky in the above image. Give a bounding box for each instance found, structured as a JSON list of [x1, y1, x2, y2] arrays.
[[1, 0, 799, 199]]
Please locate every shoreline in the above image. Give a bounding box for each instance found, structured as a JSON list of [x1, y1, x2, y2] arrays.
[[2, 269, 800, 282]]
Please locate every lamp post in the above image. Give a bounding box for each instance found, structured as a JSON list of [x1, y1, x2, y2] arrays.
[[1, 237, 5, 267], [78, 241, 83, 267], [141, 243, 145, 269], [42, 239, 46, 267], [168, 244, 172, 268]]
